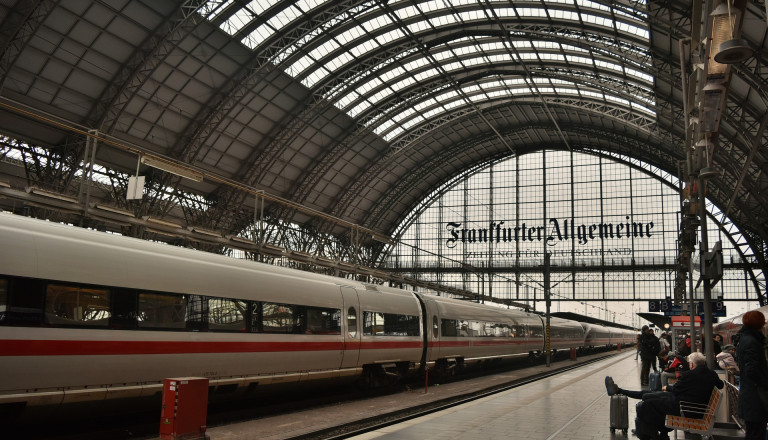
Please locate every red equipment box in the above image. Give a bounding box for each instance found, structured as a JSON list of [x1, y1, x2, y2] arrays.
[[159, 377, 209, 440]]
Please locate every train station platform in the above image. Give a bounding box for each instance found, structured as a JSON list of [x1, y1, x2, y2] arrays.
[[199, 350, 630, 439], [352, 351, 643, 440], [200, 350, 742, 440]]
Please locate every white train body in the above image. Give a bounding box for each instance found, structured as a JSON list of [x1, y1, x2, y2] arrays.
[[0, 213, 634, 409]]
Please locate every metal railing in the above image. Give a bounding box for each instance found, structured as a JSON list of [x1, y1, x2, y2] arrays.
[[724, 372, 743, 429]]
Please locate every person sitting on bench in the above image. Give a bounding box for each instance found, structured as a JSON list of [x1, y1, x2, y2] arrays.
[[605, 351, 723, 440]]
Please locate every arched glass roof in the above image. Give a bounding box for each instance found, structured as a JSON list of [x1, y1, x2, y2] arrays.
[[0, 0, 766, 304], [205, 0, 655, 143]]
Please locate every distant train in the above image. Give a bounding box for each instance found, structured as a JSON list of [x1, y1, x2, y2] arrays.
[[714, 304, 768, 345], [0, 213, 635, 412]]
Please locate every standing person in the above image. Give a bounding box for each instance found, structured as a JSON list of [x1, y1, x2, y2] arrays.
[[658, 332, 671, 364], [735, 310, 768, 440], [639, 325, 661, 386], [713, 333, 723, 356], [677, 334, 692, 357]]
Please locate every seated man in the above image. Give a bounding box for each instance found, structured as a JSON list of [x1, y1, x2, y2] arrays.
[[605, 351, 723, 440]]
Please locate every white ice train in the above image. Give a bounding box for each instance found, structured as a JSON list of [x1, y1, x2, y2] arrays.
[[0, 213, 635, 411]]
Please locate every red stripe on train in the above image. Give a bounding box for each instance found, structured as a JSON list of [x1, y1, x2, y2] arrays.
[[0, 340, 420, 356]]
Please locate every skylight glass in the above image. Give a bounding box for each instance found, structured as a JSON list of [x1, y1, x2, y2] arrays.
[[203, 0, 655, 143], [373, 75, 653, 141], [336, 44, 654, 118]]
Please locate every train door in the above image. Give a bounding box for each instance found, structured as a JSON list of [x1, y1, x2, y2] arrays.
[[340, 286, 361, 369], [415, 294, 437, 369]]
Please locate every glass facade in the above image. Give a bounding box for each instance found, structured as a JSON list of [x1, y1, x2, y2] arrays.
[[386, 151, 763, 325]]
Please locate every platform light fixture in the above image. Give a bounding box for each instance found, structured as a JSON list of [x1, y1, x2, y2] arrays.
[[143, 216, 182, 229], [92, 203, 133, 217], [710, 2, 752, 67], [26, 187, 78, 203], [699, 82, 725, 133], [190, 227, 222, 237], [140, 156, 204, 182]]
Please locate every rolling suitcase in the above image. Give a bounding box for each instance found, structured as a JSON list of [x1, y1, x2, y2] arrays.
[[610, 394, 628, 434], [649, 371, 661, 391]]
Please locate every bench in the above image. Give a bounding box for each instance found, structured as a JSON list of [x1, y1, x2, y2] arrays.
[[664, 388, 721, 440]]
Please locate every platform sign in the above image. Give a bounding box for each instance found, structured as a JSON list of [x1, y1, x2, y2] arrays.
[[695, 301, 726, 317], [649, 300, 683, 316], [663, 305, 682, 316]]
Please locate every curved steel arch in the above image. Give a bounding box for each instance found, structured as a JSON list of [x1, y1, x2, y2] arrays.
[[330, 97, 672, 227], [362, 119, 683, 232]]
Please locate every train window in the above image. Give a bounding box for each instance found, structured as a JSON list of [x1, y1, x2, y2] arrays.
[[0, 278, 7, 324], [138, 292, 187, 329], [186, 295, 209, 331], [363, 311, 419, 336], [347, 307, 357, 338], [304, 307, 341, 334], [7, 276, 45, 325], [208, 297, 247, 332], [459, 320, 471, 337], [489, 323, 510, 337], [45, 284, 111, 327], [262, 302, 297, 333], [111, 288, 138, 329], [441, 319, 458, 337], [469, 321, 484, 337], [432, 315, 438, 338]]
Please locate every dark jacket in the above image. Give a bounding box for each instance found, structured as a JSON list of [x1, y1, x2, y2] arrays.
[[668, 364, 724, 405], [677, 338, 691, 357], [640, 332, 661, 360], [735, 326, 768, 422]]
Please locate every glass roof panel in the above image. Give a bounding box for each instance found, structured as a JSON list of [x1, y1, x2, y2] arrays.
[[242, 24, 273, 50], [266, 5, 304, 31], [373, 75, 654, 141], [335, 44, 654, 117], [287, 1, 649, 86], [206, 0, 235, 19], [219, 7, 255, 36]]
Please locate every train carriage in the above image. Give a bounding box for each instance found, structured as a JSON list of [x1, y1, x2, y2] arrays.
[[0, 213, 362, 406], [0, 212, 633, 412], [547, 316, 587, 352], [420, 294, 545, 374], [582, 323, 613, 351], [353, 284, 425, 384]]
